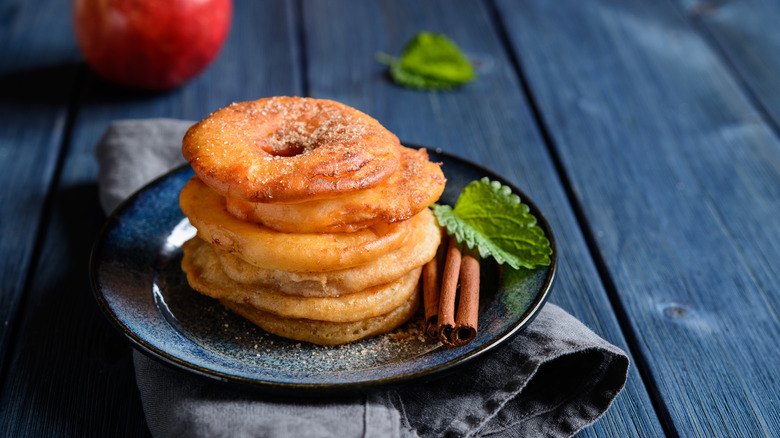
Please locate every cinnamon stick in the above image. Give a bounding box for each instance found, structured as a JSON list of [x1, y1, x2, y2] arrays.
[[422, 230, 446, 340], [453, 250, 480, 346], [437, 235, 461, 346], [422, 261, 439, 340]]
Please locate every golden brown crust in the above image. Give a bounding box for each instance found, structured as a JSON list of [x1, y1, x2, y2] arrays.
[[181, 235, 421, 322], [213, 209, 441, 296], [179, 176, 414, 272], [226, 147, 446, 233], [219, 291, 420, 346], [182, 97, 402, 203]]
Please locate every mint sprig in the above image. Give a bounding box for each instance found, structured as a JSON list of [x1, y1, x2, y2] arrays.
[[433, 178, 552, 270], [377, 32, 475, 89]]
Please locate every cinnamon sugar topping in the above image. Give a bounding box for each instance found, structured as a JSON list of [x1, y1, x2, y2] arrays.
[[241, 98, 374, 157]]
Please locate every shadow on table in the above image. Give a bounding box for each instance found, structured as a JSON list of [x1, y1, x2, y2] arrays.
[[0, 62, 81, 105], [0, 62, 173, 107], [0, 183, 150, 437]]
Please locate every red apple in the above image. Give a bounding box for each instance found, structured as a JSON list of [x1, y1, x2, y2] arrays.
[[73, 0, 232, 90]]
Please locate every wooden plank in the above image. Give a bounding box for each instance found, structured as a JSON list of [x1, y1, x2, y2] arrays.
[[303, 1, 665, 436], [0, 0, 302, 435], [677, 0, 780, 319], [494, 0, 780, 436], [0, 0, 80, 373], [683, 0, 780, 131]]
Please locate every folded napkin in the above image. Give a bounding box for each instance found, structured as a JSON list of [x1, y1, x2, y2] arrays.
[[96, 119, 629, 438]]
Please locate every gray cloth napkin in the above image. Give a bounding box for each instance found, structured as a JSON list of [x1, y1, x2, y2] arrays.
[[96, 119, 629, 438]]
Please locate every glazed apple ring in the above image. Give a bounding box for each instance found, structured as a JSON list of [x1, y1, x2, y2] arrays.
[[218, 291, 420, 346], [181, 238, 421, 323], [179, 176, 413, 272], [182, 96, 402, 203], [191, 208, 441, 297], [225, 147, 446, 233]]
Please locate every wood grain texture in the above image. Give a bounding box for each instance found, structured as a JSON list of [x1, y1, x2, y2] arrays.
[[494, 0, 780, 436], [676, 0, 780, 322], [303, 1, 665, 436], [0, 0, 81, 374], [682, 0, 780, 129], [0, 0, 301, 436]]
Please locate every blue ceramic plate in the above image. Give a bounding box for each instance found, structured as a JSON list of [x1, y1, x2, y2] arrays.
[[90, 148, 556, 393]]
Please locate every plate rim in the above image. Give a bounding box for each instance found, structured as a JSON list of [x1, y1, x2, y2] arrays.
[[89, 145, 557, 393]]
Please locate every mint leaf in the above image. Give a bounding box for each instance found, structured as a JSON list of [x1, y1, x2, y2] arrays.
[[379, 32, 475, 89], [433, 178, 552, 269]]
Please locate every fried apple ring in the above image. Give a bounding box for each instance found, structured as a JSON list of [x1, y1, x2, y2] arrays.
[[182, 96, 402, 203], [219, 292, 420, 346], [226, 147, 446, 233], [182, 238, 421, 322], [209, 208, 441, 297], [179, 177, 412, 272]]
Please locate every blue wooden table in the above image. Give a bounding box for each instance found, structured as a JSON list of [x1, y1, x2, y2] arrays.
[[1, 0, 779, 436]]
